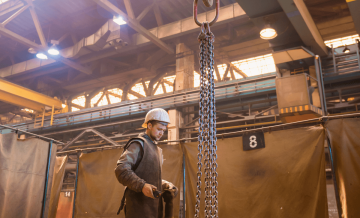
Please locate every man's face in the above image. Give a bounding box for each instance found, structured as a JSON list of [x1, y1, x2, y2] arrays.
[[148, 122, 167, 141]]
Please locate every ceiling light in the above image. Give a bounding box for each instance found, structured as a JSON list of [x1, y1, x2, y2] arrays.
[[48, 45, 60, 55], [48, 40, 60, 55], [343, 45, 350, 53], [260, 24, 277, 40], [113, 16, 126, 25], [36, 53, 48, 60]]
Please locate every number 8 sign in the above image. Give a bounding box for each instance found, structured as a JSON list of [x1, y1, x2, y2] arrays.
[[243, 132, 265, 151]]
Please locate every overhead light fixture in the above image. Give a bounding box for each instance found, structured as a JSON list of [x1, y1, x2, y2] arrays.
[[260, 24, 277, 40], [36, 53, 48, 60], [343, 45, 350, 53], [48, 40, 60, 55], [113, 16, 126, 25], [48, 45, 59, 55]]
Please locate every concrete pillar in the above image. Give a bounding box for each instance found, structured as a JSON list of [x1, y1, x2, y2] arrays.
[[168, 109, 181, 143], [175, 43, 195, 139], [167, 108, 185, 217], [175, 43, 194, 91]]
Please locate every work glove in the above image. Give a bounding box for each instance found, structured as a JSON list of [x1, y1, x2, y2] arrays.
[[162, 180, 178, 197]]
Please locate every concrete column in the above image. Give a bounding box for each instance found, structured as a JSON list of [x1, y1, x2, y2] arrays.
[[167, 108, 185, 217], [168, 109, 182, 143], [175, 43, 194, 91], [175, 43, 195, 142]]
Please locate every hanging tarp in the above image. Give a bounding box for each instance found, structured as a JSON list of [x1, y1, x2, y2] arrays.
[[326, 118, 360, 218], [183, 126, 328, 218], [74, 149, 125, 218], [158, 143, 183, 217], [49, 155, 68, 218], [0, 133, 56, 218], [74, 143, 183, 218]]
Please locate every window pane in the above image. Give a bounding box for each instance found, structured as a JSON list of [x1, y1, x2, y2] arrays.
[[324, 34, 360, 48]]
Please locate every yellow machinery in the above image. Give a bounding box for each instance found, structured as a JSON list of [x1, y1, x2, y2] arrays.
[[0, 78, 64, 127]]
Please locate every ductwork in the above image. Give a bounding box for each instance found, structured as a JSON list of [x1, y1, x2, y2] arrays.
[[61, 20, 124, 59], [235, 0, 303, 51], [346, 0, 360, 35], [0, 20, 124, 78], [235, 0, 328, 56], [277, 0, 327, 56], [0, 4, 245, 79]]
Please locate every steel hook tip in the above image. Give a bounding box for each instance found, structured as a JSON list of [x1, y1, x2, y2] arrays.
[[193, 0, 220, 27]]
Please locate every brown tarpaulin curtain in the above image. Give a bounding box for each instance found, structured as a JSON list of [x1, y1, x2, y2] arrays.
[[326, 118, 360, 218], [75, 149, 125, 218], [158, 143, 183, 217], [49, 155, 68, 218], [0, 133, 56, 218], [74, 144, 183, 218], [183, 126, 328, 218]]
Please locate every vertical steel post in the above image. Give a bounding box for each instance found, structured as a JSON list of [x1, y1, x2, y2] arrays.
[[327, 138, 343, 218], [331, 44, 337, 74], [182, 154, 186, 218], [41, 140, 53, 218], [50, 105, 55, 126], [41, 109, 45, 127], [356, 39, 360, 70], [315, 56, 326, 116], [72, 152, 80, 218], [317, 56, 327, 114]]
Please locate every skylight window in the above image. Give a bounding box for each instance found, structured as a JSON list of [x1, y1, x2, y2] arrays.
[[324, 34, 360, 48], [194, 54, 276, 87], [231, 54, 276, 77], [0, 0, 9, 5]]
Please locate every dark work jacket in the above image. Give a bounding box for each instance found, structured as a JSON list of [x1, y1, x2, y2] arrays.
[[117, 133, 162, 218]]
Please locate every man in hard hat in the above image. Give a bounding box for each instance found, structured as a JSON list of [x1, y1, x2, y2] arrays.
[[115, 108, 178, 218]]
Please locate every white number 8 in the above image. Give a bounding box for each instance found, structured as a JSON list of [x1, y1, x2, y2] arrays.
[[249, 135, 257, 148]]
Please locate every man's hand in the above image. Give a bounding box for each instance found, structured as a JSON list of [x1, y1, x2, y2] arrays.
[[142, 183, 157, 199], [162, 181, 178, 197]]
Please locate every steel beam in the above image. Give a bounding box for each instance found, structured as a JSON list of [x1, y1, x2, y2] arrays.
[[1, 5, 30, 27], [137, 3, 155, 22], [27, 2, 47, 47], [346, 0, 360, 35], [278, 0, 327, 56], [94, 0, 174, 54], [153, 4, 163, 26], [0, 25, 46, 50], [1, 3, 245, 79], [59, 128, 119, 151], [123, 0, 135, 19], [0, 0, 28, 17], [0, 78, 63, 112], [0, 25, 93, 75]]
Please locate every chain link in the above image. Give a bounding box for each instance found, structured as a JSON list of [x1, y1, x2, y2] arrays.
[[194, 22, 218, 218]]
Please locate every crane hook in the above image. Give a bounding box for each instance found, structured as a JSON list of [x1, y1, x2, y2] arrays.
[[193, 0, 220, 27]]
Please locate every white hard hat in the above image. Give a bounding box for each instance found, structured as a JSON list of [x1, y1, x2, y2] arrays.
[[142, 108, 170, 128]]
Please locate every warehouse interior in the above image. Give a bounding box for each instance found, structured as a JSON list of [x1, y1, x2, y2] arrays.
[[0, 0, 360, 217]]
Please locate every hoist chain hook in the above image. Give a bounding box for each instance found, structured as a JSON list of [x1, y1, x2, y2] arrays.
[[203, 0, 213, 7], [193, 0, 220, 27]]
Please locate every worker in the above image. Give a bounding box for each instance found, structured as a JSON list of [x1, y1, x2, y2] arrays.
[[115, 108, 178, 218]]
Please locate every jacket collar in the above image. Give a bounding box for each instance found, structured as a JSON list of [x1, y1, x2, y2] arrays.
[[139, 132, 158, 145]]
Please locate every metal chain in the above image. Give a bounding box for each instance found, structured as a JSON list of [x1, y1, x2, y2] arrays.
[[195, 22, 218, 218]]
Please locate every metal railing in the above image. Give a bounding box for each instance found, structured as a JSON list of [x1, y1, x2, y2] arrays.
[[2, 73, 276, 133]]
